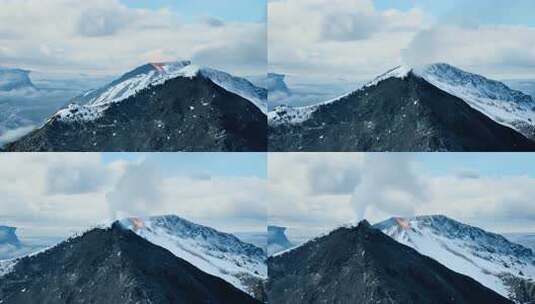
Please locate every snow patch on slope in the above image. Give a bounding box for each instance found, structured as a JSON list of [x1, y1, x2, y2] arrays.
[[416, 63, 535, 138], [365, 65, 411, 87], [118, 215, 266, 296], [268, 90, 353, 125], [0, 259, 17, 277], [200, 68, 267, 114], [376, 215, 535, 299]]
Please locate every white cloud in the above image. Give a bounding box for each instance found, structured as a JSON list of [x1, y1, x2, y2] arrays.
[[268, 0, 425, 80], [269, 153, 535, 240], [0, 153, 267, 238], [402, 25, 535, 79], [0, 0, 265, 76], [269, 0, 535, 83]]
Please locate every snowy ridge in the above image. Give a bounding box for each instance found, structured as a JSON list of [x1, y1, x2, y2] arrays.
[[268, 90, 353, 125], [53, 61, 266, 122], [199, 68, 267, 114], [375, 215, 535, 300], [268, 66, 411, 125], [118, 215, 266, 296], [53, 61, 194, 122], [416, 63, 535, 139], [365, 65, 411, 87], [272, 222, 355, 257], [0, 258, 17, 277]]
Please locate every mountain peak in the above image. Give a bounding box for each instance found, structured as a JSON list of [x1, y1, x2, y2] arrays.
[[117, 214, 267, 298], [0, 224, 260, 304], [366, 65, 412, 87], [376, 214, 535, 300], [268, 216, 513, 304], [355, 219, 372, 229]]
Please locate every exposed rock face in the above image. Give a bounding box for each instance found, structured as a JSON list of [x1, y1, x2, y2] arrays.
[[269, 69, 535, 152], [375, 215, 535, 302], [6, 75, 267, 152], [0, 223, 261, 304], [267, 220, 513, 304]]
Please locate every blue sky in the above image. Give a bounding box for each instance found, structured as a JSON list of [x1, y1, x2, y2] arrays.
[[374, 0, 535, 27], [416, 153, 535, 178], [121, 0, 266, 22], [102, 153, 267, 178]]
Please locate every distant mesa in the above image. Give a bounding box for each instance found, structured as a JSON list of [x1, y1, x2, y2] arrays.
[[0, 67, 37, 92], [0, 226, 21, 248], [267, 225, 293, 256]]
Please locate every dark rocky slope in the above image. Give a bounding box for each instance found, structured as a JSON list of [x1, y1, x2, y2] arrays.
[[0, 223, 261, 304], [6, 75, 266, 152], [267, 221, 513, 304], [269, 72, 535, 151]]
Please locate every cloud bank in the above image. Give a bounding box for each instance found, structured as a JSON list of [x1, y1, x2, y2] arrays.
[[269, 0, 535, 81], [269, 153, 535, 239], [0, 153, 266, 237], [0, 0, 266, 76]]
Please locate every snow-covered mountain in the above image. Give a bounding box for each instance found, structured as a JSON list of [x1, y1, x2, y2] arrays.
[[55, 60, 266, 122], [375, 215, 535, 302], [6, 61, 267, 152], [118, 215, 266, 299], [269, 63, 535, 152], [267, 225, 293, 256], [269, 63, 535, 135], [0, 222, 261, 304], [269, 220, 512, 304], [416, 63, 535, 139]]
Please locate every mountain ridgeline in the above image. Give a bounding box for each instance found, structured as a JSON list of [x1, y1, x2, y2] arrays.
[[269, 63, 535, 152], [4, 62, 267, 152], [267, 220, 513, 304], [375, 215, 535, 303], [0, 222, 261, 304]]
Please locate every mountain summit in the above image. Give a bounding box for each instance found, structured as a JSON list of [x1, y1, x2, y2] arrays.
[[0, 222, 261, 304], [5, 61, 267, 152], [269, 63, 535, 152], [119, 215, 267, 300], [267, 220, 513, 304], [375, 215, 535, 303]]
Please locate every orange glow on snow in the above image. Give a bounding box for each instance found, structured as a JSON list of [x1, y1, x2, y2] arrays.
[[395, 217, 411, 230], [130, 217, 145, 231]]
